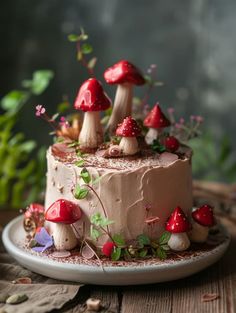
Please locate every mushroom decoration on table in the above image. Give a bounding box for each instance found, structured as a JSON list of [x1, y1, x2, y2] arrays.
[[45, 199, 82, 251], [74, 78, 111, 149], [143, 104, 170, 145], [188, 204, 215, 243], [104, 60, 145, 135], [166, 206, 191, 251], [116, 116, 141, 156]]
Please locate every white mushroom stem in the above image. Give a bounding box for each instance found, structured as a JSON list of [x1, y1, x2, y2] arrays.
[[107, 83, 133, 135], [145, 128, 160, 145], [119, 137, 139, 155], [188, 221, 209, 243], [168, 233, 190, 251], [79, 111, 103, 148], [52, 223, 78, 251]]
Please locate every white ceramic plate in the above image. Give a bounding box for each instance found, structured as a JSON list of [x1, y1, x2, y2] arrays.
[[2, 216, 230, 285]]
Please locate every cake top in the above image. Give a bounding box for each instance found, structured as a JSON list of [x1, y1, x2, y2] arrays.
[[50, 142, 192, 171]]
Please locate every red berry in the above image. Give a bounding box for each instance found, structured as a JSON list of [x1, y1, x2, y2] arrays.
[[102, 242, 116, 257], [164, 136, 180, 152]]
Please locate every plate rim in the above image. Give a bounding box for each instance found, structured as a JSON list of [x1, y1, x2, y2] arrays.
[[2, 215, 230, 274]]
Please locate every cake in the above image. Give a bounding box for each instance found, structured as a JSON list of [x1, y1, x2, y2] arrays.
[[24, 59, 215, 260]]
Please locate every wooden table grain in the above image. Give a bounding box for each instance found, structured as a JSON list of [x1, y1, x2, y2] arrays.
[[1, 208, 236, 313]]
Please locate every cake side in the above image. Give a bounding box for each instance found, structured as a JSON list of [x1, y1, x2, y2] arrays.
[[45, 146, 193, 245]]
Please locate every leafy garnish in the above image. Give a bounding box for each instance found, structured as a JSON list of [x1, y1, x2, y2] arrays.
[[151, 139, 166, 153], [158, 231, 171, 245], [111, 247, 122, 261], [80, 168, 91, 184], [74, 184, 88, 199], [137, 234, 151, 246], [112, 234, 126, 247]]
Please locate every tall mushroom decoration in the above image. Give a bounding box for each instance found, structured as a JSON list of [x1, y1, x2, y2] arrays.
[[74, 78, 111, 149], [189, 205, 215, 243], [104, 60, 145, 135], [165, 206, 191, 251], [45, 199, 82, 251], [116, 116, 141, 156], [143, 103, 170, 145]]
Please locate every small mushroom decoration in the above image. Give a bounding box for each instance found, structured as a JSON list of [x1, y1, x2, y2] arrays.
[[45, 199, 82, 250], [104, 60, 145, 135], [143, 104, 170, 145], [116, 116, 141, 156], [74, 78, 111, 149], [188, 205, 215, 243], [166, 206, 191, 251]]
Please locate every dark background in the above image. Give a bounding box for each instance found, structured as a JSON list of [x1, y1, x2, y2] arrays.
[[0, 0, 235, 150]]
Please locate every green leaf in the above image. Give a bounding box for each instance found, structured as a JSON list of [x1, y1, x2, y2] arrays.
[[80, 168, 91, 184], [68, 141, 79, 148], [81, 43, 93, 54], [30, 70, 54, 95], [74, 185, 88, 199], [90, 226, 101, 240], [156, 247, 167, 260], [151, 140, 166, 153], [111, 247, 121, 261], [159, 231, 171, 245], [87, 57, 97, 69], [68, 34, 80, 42], [137, 234, 151, 246], [90, 212, 114, 227], [20, 140, 37, 153], [112, 234, 125, 247], [161, 244, 170, 251], [139, 248, 148, 258], [75, 159, 85, 167], [57, 101, 70, 113], [1, 90, 28, 112]]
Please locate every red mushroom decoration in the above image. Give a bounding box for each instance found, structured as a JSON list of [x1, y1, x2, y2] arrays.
[[164, 136, 180, 153], [74, 78, 111, 149], [144, 104, 170, 145], [166, 206, 191, 251], [45, 199, 82, 250], [104, 60, 145, 134], [116, 116, 141, 155], [189, 205, 215, 243]]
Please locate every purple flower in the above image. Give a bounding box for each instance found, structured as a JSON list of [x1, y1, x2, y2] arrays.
[[32, 227, 53, 252], [35, 105, 46, 117], [59, 116, 70, 128]]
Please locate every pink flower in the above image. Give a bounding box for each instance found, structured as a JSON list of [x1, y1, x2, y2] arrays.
[[35, 105, 46, 117], [168, 107, 175, 114], [190, 115, 196, 121], [179, 118, 185, 124], [175, 123, 182, 129], [196, 115, 204, 123], [59, 116, 70, 128]]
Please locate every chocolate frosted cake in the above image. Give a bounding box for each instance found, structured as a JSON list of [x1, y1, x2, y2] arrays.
[[24, 58, 214, 261]]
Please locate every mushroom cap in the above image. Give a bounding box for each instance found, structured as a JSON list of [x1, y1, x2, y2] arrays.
[[192, 204, 215, 227], [144, 104, 171, 129], [166, 206, 191, 233], [45, 199, 82, 224], [104, 60, 145, 85], [116, 116, 141, 137], [74, 78, 111, 112]]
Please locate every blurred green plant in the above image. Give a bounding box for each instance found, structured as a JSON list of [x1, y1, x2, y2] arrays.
[[189, 132, 236, 183], [0, 70, 54, 209]]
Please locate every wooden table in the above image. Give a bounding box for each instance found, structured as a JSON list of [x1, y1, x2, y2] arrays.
[[1, 198, 236, 313]]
